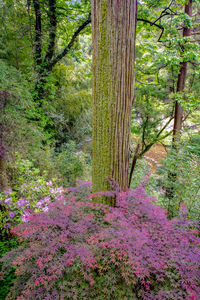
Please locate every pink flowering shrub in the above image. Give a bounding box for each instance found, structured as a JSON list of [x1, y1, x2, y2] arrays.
[[1, 181, 200, 300]]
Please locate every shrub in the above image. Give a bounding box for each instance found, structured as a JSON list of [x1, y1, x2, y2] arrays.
[[0, 239, 18, 299], [130, 159, 151, 189], [0, 59, 47, 163], [32, 142, 91, 187], [54, 141, 91, 186], [157, 145, 200, 220], [1, 181, 200, 300], [0, 156, 64, 237]]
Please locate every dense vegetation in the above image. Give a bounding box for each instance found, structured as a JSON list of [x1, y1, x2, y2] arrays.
[[0, 0, 199, 299]]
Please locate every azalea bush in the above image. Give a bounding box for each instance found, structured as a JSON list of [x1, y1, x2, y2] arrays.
[[1, 181, 200, 300], [0, 156, 64, 237]]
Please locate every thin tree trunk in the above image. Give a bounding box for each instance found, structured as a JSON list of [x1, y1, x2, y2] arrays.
[[166, 0, 193, 208], [172, 0, 193, 143], [92, 0, 137, 204]]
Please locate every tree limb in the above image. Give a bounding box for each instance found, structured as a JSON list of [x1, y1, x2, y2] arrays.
[[49, 14, 91, 70], [156, 116, 174, 138], [137, 18, 164, 41], [128, 143, 140, 188]]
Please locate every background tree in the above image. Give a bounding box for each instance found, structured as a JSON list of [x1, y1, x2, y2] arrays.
[[172, 0, 193, 143], [32, 0, 91, 104]]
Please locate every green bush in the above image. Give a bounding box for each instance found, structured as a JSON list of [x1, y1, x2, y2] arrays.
[[157, 143, 200, 219], [54, 141, 91, 186], [130, 159, 151, 189], [0, 238, 18, 300]]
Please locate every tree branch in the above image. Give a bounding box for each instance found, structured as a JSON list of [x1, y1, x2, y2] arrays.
[[49, 14, 91, 70], [128, 143, 140, 188], [137, 18, 164, 41], [152, 0, 175, 24], [156, 116, 174, 138]]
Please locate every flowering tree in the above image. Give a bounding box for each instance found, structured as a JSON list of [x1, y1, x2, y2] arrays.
[[91, 0, 137, 204]]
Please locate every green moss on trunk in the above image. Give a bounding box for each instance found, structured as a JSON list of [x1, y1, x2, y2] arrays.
[[91, 0, 137, 205]]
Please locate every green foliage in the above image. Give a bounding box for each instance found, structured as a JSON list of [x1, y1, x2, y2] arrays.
[[130, 159, 151, 189], [54, 141, 91, 186], [135, 0, 200, 144], [0, 59, 47, 159], [0, 0, 34, 72], [6, 154, 54, 190], [0, 239, 18, 300], [48, 46, 92, 146], [157, 143, 200, 220], [186, 134, 200, 156], [131, 93, 172, 144]]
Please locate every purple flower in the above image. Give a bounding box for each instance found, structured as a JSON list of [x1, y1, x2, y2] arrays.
[[3, 223, 11, 228], [43, 196, 50, 203], [5, 188, 12, 195], [3, 181, 200, 300], [36, 198, 49, 209], [9, 212, 16, 218], [17, 199, 27, 207], [47, 181, 52, 187], [36, 200, 44, 208], [4, 198, 11, 204]]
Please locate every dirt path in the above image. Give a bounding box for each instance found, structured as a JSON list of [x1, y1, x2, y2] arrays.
[[143, 144, 167, 171]]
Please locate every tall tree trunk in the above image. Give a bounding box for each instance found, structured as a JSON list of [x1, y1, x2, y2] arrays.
[[92, 0, 137, 204], [172, 0, 192, 143], [166, 0, 193, 214]]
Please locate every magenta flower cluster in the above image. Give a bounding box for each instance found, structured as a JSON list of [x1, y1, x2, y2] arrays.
[[1, 181, 200, 300]]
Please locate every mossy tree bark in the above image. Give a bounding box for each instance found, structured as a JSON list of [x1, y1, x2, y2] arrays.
[[91, 0, 137, 205]]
